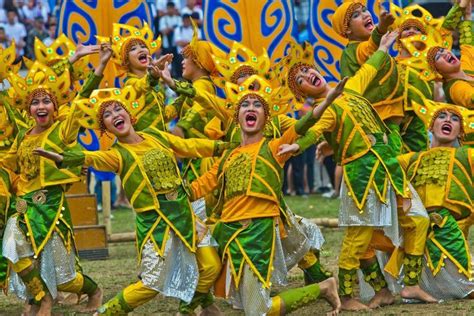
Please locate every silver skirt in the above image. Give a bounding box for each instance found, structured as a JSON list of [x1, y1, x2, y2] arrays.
[[140, 231, 199, 303], [191, 198, 218, 248], [3, 216, 76, 300]]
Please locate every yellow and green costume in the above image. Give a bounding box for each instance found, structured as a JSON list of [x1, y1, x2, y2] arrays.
[[67, 87, 227, 314], [190, 75, 327, 315], [1, 62, 102, 302], [398, 99, 474, 299], [296, 50, 429, 297]]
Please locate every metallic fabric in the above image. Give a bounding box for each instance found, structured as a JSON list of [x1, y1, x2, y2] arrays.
[[140, 232, 198, 303], [191, 198, 218, 247], [271, 226, 289, 286], [280, 210, 311, 270], [295, 215, 325, 251], [339, 181, 395, 227], [420, 258, 474, 300], [4, 218, 76, 300]]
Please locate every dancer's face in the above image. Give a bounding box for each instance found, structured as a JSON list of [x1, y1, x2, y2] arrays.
[[29, 93, 56, 129], [295, 66, 327, 98], [400, 26, 425, 50], [347, 5, 374, 40], [238, 95, 267, 135], [431, 110, 461, 144], [182, 56, 200, 80], [102, 102, 133, 138], [434, 49, 461, 75], [126, 42, 150, 72]]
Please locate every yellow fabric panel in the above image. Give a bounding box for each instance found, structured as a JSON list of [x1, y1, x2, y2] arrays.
[[277, 114, 297, 133], [122, 280, 158, 309], [195, 246, 222, 293], [397, 209, 429, 256], [449, 80, 473, 109], [354, 37, 379, 66], [57, 272, 84, 293], [301, 108, 337, 145], [190, 77, 215, 119], [339, 226, 375, 270], [461, 44, 474, 74], [397, 152, 415, 171], [190, 159, 220, 200], [415, 182, 463, 216], [345, 62, 379, 96], [84, 149, 121, 173], [12, 257, 33, 273], [194, 90, 233, 126], [297, 251, 318, 269], [159, 131, 216, 158]]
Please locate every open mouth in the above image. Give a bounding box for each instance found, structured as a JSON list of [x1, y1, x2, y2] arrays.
[[441, 123, 452, 135], [245, 113, 257, 127], [444, 54, 457, 64], [138, 53, 148, 64], [36, 111, 48, 121], [364, 19, 374, 31], [113, 118, 125, 130], [310, 74, 321, 87]]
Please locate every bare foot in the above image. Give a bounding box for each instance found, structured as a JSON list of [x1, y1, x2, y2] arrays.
[[319, 277, 342, 315], [21, 301, 39, 316], [340, 296, 370, 311], [401, 285, 439, 303], [82, 287, 103, 312], [198, 303, 223, 316], [36, 294, 53, 316], [368, 287, 395, 308]]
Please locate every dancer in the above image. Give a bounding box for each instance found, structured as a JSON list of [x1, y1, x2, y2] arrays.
[[277, 31, 437, 310], [178, 73, 343, 315], [398, 99, 474, 299], [34, 85, 228, 315], [0, 42, 111, 315]]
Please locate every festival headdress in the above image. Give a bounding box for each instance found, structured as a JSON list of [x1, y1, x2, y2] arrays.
[[0, 41, 20, 81], [7, 61, 72, 111], [211, 41, 272, 88], [76, 86, 144, 130], [272, 41, 318, 109], [23, 34, 90, 80], [412, 98, 473, 140], [181, 20, 224, 74], [96, 22, 161, 76], [331, 0, 364, 38], [225, 75, 291, 117]]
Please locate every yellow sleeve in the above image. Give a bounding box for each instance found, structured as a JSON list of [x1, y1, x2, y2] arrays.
[[460, 44, 474, 74], [190, 158, 220, 199], [189, 78, 215, 118], [83, 150, 121, 173], [268, 126, 300, 166], [277, 115, 297, 133], [355, 35, 379, 65], [345, 51, 388, 96], [0, 137, 19, 172], [449, 81, 474, 108], [194, 89, 233, 124], [295, 108, 337, 153], [125, 74, 152, 94], [396, 152, 415, 171], [159, 131, 217, 158]]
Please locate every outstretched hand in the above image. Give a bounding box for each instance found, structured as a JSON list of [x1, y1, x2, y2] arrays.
[[98, 40, 113, 65], [378, 31, 399, 53], [378, 11, 395, 34], [69, 43, 100, 64], [33, 148, 64, 163], [277, 143, 300, 156], [312, 77, 348, 119], [149, 60, 175, 89]]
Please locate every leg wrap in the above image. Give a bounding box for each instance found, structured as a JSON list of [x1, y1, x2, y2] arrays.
[[361, 260, 388, 292], [403, 254, 423, 286], [303, 260, 333, 285], [270, 283, 321, 314], [97, 291, 133, 315], [20, 266, 49, 303], [338, 268, 357, 297], [178, 291, 214, 314]]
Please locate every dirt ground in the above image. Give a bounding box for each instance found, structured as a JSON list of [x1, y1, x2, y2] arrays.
[[1, 196, 474, 315]]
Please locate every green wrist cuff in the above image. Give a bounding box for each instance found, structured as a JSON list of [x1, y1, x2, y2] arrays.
[[81, 274, 98, 296], [174, 79, 196, 98], [459, 20, 474, 45], [61, 151, 86, 169], [372, 27, 383, 45]]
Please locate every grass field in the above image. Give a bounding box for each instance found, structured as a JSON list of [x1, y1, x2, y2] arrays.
[[1, 195, 474, 315]]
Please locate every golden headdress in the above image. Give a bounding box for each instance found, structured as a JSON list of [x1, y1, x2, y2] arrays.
[[390, 4, 442, 34], [211, 41, 272, 88], [331, 0, 364, 38], [76, 86, 144, 131], [272, 41, 318, 108], [225, 75, 291, 117], [7, 61, 72, 111], [181, 20, 224, 74], [23, 34, 90, 80], [0, 41, 20, 81], [96, 22, 161, 76], [412, 98, 473, 140]]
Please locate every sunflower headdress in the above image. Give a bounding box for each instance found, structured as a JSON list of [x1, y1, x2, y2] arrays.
[[76, 86, 144, 131], [96, 22, 161, 76], [0, 41, 20, 81], [7, 61, 72, 111], [272, 41, 318, 109], [412, 98, 473, 140], [211, 41, 272, 89], [181, 20, 223, 74], [23, 34, 91, 80], [225, 75, 291, 118]]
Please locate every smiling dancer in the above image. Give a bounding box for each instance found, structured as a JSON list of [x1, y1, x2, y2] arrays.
[[0, 42, 111, 315]]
